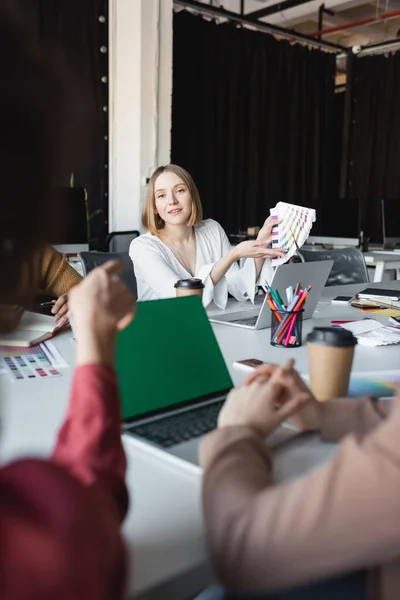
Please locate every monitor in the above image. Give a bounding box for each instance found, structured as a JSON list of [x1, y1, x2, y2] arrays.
[[52, 188, 89, 253], [381, 199, 400, 248], [308, 198, 360, 247]]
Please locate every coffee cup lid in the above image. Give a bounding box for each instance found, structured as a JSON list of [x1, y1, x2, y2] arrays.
[[174, 278, 205, 290], [306, 327, 357, 348]]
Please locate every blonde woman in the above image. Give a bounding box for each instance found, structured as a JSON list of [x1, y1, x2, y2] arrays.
[[130, 165, 285, 308]]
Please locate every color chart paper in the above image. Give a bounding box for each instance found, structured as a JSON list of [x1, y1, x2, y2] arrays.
[[270, 202, 316, 267], [0, 344, 62, 382], [302, 370, 400, 399]]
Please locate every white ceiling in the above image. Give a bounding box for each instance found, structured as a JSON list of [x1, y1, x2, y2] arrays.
[[198, 0, 400, 47]]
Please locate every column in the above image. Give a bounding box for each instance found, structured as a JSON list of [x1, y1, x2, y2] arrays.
[[108, 0, 173, 232]]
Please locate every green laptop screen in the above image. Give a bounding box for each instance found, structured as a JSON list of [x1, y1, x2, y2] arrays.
[[116, 296, 233, 420]]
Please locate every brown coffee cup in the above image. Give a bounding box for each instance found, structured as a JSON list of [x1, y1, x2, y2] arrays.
[[306, 327, 357, 402], [174, 278, 205, 298]]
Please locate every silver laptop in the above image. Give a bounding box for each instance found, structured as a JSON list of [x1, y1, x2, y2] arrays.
[[209, 260, 333, 330]]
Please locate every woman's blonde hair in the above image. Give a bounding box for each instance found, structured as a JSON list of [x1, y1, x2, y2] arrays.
[[142, 164, 203, 235]]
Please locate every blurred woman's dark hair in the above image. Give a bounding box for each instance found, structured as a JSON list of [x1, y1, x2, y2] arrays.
[[0, 5, 88, 304]]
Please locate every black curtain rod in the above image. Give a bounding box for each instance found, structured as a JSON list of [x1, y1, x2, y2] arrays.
[[174, 0, 346, 52], [359, 37, 400, 55]]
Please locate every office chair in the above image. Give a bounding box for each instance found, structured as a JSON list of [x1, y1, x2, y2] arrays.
[[104, 230, 140, 253], [297, 247, 369, 286], [78, 251, 137, 297]]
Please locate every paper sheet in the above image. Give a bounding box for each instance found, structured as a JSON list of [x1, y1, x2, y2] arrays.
[[340, 320, 400, 346], [365, 309, 400, 317]]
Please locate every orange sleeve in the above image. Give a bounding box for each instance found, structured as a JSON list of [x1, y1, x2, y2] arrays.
[[39, 245, 82, 297]]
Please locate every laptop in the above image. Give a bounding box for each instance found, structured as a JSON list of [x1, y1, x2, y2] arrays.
[[209, 260, 333, 330], [118, 296, 302, 465], [118, 296, 233, 458]]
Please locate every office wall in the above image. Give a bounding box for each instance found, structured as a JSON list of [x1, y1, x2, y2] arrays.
[[108, 0, 173, 232]]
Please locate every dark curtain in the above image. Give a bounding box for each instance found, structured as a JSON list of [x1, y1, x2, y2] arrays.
[[349, 52, 400, 243], [9, 0, 108, 246], [312, 90, 345, 237], [171, 11, 337, 235]]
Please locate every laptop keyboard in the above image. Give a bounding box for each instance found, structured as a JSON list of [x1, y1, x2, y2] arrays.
[[126, 399, 225, 448], [230, 316, 258, 326]]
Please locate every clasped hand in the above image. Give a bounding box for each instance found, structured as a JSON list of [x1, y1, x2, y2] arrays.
[[218, 359, 320, 437]]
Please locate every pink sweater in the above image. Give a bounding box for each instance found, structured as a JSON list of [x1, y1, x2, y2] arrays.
[[201, 397, 400, 600], [0, 365, 127, 600]]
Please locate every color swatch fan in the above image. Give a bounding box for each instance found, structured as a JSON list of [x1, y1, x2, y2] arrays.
[[270, 202, 316, 266]]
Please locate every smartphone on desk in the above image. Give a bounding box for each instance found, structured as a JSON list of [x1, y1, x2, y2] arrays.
[[233, 358, 265, 373], [332, 296, 353, 305]]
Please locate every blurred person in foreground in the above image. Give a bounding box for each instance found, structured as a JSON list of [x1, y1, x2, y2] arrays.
[[199, 359, 400, 600], [0, 6, 135, 600]]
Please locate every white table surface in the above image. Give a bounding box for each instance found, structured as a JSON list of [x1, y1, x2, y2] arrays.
[[2, 280, 400, 599], [208, 281, 400, 382]]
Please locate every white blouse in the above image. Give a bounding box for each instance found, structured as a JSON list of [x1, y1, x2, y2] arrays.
[[129, 219, 274, 309]]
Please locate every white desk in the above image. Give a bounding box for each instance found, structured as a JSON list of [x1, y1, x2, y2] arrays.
[[2, 281, 400, 598], [363, 251, 400, 282]]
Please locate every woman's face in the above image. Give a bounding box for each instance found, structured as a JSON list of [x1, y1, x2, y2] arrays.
[[154, 171, 193, 227]]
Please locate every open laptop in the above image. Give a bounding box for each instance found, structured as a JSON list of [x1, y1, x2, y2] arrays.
[[209, 260, 333, 330], [118, 296, 302, 465], [118, 296, 233, 456]]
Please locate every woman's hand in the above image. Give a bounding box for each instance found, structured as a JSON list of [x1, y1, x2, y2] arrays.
[[218, 363, 310, 437], [257, 215, 281, 243], [69, 261, 136, 367], [51, 293, 69, 326], [245, 360, 322, 431], [234, 239, 286, 260]]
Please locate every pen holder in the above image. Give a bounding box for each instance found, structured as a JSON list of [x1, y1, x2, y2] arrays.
[[270, 309, 304, 348]]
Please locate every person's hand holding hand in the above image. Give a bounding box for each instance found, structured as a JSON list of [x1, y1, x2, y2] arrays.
[[257, 215, 281, 244], [69, 261, 136, 367], [245, 359, 322, 431], [218, 362, 310, 437], [234, 239, 286, 261], [51, 293, 69, 327]]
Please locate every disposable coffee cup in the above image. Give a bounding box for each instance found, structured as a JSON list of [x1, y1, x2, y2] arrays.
[[306, 327, 357, 402], [174, 278, 205, 298]]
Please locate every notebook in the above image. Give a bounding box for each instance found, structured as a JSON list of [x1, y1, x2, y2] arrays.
[[0, 311, 65, 347], [357, 288, 400, 302]]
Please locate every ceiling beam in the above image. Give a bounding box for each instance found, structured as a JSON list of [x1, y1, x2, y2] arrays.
[[246, 0, 313, 20]]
